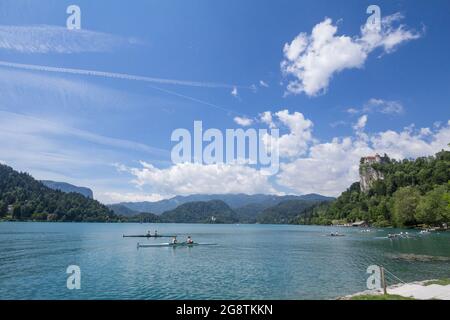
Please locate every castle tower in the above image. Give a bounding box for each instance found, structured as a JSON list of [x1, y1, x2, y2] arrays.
[[359, 154, 388, 192]]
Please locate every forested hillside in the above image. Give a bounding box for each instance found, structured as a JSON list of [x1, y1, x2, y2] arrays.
[[256, 199, 327, 224], [0, 164, 116, 222], [160, 200, 239, 224], [301, 150, 450, 227]]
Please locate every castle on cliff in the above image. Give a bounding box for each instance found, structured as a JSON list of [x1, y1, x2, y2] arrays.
[[359, 153, 389, 192]]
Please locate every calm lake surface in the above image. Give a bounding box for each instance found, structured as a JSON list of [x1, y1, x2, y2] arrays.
[[0, 222, 449, 300]]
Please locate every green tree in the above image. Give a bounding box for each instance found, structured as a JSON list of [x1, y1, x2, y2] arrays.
[[0, 163, 116, 222], [392, 186, 421, 227], [0, 201, 7, 217], [12, 205, 21, 219], [416, 185, 450, 225]]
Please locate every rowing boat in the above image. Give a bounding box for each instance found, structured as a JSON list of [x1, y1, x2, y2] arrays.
[[327, 233, 345, 237], [123, 234, 175, 238], [137, 242, 217, 248]]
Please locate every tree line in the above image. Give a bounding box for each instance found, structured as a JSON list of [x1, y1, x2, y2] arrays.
[[297, 150, 450, 227], [0, 164, 118, 222]]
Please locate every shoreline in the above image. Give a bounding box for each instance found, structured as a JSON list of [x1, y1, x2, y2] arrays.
[[1, 219, 448, 231], [339, 279, 450, 300]]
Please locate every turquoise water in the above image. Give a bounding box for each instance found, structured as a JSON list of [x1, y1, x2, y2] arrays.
[[0, 222, 449, 300]]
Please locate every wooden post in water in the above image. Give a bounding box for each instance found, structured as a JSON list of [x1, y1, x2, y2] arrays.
[[380, 266, 387, 295]]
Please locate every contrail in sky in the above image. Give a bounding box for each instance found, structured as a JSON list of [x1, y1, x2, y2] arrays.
[[0, 60, 245, 89], [0, 60, 248, 116]]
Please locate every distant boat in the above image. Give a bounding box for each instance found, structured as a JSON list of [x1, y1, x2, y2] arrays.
[[328, 232, 345, 237], [137, 242, 217, 248], [388, 232, 411, 239], [123, 234, 175, 238]]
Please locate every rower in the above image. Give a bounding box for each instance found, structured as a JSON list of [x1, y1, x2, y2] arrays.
[[171, 236, 178, 244], [154, 230, 158, 237], [186, 236, 194, 244]]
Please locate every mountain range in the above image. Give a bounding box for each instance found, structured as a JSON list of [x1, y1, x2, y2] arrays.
[[124, 198, 333, 225], [40, 180, 94, 199], [0, 162, 335, 224], [110, 193, 334, 216]]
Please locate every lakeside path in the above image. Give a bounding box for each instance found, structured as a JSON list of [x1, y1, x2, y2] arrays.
[[340, 280, 450, 300]]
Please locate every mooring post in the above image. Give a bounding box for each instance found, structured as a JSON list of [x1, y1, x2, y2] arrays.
[[380, 266, 387, 295]]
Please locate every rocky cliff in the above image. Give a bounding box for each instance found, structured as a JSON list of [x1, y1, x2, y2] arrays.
[[359, 154, 389, 192]]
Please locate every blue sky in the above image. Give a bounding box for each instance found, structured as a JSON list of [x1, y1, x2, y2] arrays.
[[0, 0, 449, 203]]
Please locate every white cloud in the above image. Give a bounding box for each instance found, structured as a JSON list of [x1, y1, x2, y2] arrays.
[[259, 80, 269, 88], [262, 110, 314, 158], [330, 120, 347, 128], [100, 192, 166, 204], [346, 108, 359, 115], [364, 98, 404, 114], [260, 111, 275, 128], [276, 121, 450, 196], [0, 25, 139, 53], [370, 125, 450, 160], [347, 98, 404, 115], [353, 115, 368, 131], [281, 14, 421, 96], [360, 13, 421, 54], [433, 121, 442, 129], [277, 137, 372, 196], [234, 116, 254, 126], [420, 128, 432, 136], [123, 162, 277, 196], [115, 109, 449, 198], [231, 86, 239, 97]]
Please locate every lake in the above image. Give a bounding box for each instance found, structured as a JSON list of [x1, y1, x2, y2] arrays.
[[0, 222, 449, 300]]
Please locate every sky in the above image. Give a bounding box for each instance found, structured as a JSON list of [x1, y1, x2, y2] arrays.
[[0, 0, 449, 203]]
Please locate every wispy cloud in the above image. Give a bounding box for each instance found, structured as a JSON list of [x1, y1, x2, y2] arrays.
[[0, 110, 168, 157], [0, 110, 171, 200], [353, 115, 368, 131], [363, 98, 404, 114], [0, 25, 139, 53], [0, 60, 244, 89], [231, 86, 239, 97], [330, 120, 347, 128], [346, 98, 405, 115], [233, 116, 253, 126], [259, 80, 269, 88], [0, 68, 147, 113], [0, 60, 249, 116]]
